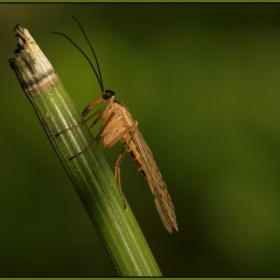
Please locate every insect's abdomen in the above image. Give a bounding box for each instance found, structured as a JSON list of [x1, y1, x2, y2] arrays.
[[121, 137, 144, 174]]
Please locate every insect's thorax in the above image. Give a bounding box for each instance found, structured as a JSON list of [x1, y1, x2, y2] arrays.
[[101, 100, 132, 147]]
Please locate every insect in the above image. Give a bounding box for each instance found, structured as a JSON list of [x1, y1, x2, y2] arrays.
[[53, 17, 178, 233]]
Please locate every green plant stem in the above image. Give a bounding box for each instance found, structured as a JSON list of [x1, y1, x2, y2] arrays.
[[8, 24, 162, 276]]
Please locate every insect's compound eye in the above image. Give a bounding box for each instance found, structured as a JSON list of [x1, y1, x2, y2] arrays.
[[103, 89, 115, 100]]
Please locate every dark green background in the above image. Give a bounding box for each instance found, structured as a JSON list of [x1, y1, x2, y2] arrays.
[[1, 3, 280, 276]]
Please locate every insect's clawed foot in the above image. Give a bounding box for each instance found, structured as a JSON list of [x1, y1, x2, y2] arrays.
[[69, 152, 82, 161], [55, 128, 69, 137]]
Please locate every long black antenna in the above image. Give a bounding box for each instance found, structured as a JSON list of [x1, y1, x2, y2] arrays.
[[51, 17, 104, 91], [72, 16, 104, 91]]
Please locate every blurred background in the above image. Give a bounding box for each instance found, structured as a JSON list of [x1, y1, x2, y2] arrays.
[[1, 3, 280, 276]]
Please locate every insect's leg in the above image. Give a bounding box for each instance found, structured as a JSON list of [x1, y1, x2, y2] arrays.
[[91, 111, 115, 144], [113, 122, 139, 209], [114, 146, 127, 208], [56, 108, 104, 137], [69, 112, 115, 160]]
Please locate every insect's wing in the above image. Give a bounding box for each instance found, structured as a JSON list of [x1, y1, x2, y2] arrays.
[[133, 130, 178, 233]]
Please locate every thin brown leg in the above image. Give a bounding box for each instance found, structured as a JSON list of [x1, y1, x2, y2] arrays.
[[93, 111, 115, 144], [69, 112, 116, 160], [114, 147, 127, 208], [55, 108, 104, 137], [113, 122, 138, 208]]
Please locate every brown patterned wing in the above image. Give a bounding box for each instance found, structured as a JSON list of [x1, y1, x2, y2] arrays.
[[132, 129, 178, 233]]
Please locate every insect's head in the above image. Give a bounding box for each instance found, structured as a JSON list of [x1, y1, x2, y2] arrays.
[[82, 89, 116, 117], [102, 89, 115, 101]]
